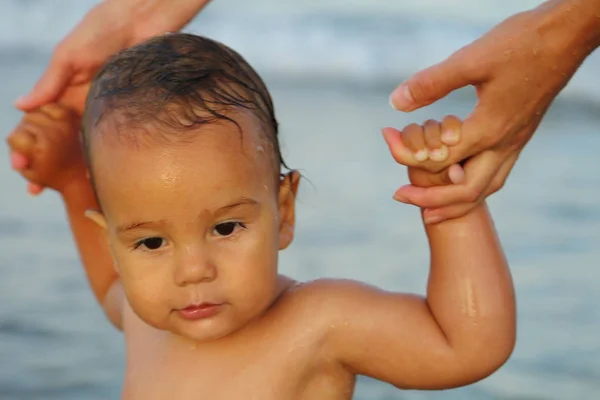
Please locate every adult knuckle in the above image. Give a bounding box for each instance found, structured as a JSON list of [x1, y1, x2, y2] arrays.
[[463, 186, 481, 203], [451, 48, 484, 81], [491, 176, 508, 194]]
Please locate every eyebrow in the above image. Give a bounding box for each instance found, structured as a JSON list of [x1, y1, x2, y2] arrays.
[[116, 219, 168, 234], [216, 197, 259, 212], [116, 197, 259, 233]]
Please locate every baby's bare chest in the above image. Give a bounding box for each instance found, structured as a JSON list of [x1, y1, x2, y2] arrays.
[[120, 325, 354, 400]]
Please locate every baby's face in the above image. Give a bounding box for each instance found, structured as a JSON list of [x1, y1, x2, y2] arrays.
[[91, 112, 297, 341]]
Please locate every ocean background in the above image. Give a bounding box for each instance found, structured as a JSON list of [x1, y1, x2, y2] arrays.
[[1, 0, 600, 399]]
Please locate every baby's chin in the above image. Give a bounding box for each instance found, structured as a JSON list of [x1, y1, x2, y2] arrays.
[[172, 324, 238, 343]]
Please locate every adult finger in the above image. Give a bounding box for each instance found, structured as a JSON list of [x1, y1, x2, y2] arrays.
[[405, 164, 465, 189], [390, 49, 482, 112], [393, 150, 505, 208], [14, 53, 73, 111], [418, 98, 507, 173], [10, 152, 29, 170], [27, 182, 45, 196], [421, 152, 520, 222]]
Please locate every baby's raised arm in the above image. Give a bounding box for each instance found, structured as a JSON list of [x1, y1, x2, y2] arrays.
[[300, 116, 515, 389], [7, 105, 124, 329]]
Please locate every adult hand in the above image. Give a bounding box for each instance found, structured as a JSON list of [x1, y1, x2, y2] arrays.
[[11, 0, 211, 195], [385, 0, 600, 223], [10, 0, 135, 194], [14, 1, 138, 112]]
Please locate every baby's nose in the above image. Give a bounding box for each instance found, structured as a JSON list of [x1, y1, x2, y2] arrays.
[[173, 247, 217, 287]]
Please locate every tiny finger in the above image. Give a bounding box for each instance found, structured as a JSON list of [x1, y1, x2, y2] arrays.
[[402, 123, 428, 162], [7, 130, 36, 160], [40, 103, 70, 121], [423, 119, 448, 162], [440, 115, 462, 146], [382, 127, 419, 167]]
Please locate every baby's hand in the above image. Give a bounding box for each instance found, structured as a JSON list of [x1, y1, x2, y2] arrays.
[[383, 115, 465, 189], [7, 104, 87, 194]]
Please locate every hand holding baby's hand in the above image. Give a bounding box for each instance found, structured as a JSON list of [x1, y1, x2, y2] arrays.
[[7, 104, 87, 194], [383, 115, 465, 188], [383, 115, 467, 222]]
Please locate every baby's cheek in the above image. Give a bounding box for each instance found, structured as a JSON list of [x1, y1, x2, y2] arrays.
[[219, 236, 277, 309], [127, 281, 173, 329], [118, 259, 174, 326]]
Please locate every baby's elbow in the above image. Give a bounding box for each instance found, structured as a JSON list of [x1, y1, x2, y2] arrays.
[[457, 328, 517, 386], [484, 332, 516, 375]]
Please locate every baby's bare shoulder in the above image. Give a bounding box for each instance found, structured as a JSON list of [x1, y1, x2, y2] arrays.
[[274, 277, 381, 327]]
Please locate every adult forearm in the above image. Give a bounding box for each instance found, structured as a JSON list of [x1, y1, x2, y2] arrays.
[[111, 0, 212, 44], [536, 0, 600, 55]]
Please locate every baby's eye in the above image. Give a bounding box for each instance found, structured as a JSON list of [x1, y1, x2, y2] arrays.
[[213, 222, 246, 237], [135, 237, 166, 251]]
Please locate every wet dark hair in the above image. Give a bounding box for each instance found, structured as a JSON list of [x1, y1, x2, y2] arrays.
[[82, 33, 288, 177]]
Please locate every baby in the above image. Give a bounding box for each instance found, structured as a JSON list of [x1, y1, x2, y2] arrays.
[[7, 33, 515, 399]]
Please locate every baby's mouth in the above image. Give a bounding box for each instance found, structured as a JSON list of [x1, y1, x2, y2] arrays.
[[177, 302, 223, 320]]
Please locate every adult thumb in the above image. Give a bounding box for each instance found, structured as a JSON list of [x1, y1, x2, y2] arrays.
[[390, 53, 473, 112], [14, 57, 72, 111]]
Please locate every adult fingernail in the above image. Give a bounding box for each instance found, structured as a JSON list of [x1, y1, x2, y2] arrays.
[[414, 149, 429, 162], [14, 96, 25, 107], [442, 130, 459, 145], [448, 164, 465, 184], [393, 193, 411, 204], [393, 187, 412, 204], [389, 85, 414, 111]]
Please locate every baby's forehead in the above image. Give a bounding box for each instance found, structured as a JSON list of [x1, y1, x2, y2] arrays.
[[88, 112, 277, 187]]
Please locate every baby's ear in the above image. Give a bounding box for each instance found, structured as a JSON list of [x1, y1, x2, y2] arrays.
[[84, 209, 107, 230], [277, 170, 300, 250]]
